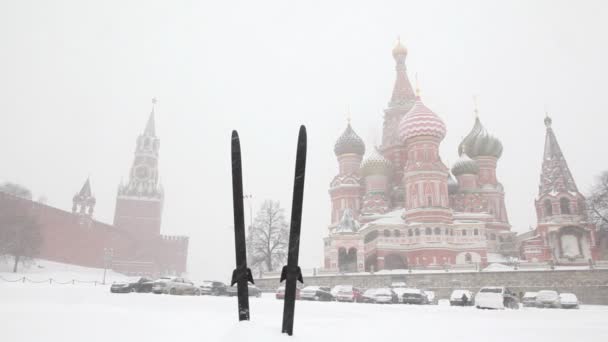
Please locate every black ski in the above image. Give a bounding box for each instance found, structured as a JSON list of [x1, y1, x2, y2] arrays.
[[230, 130, 254, 322], [281, 125, 307, 336]]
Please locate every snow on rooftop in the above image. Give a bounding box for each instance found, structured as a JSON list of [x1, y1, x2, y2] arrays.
[[361, 209, 404, 227]]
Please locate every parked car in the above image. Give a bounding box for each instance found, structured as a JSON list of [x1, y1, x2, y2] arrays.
[[535, 290, 561, 308], [300, 286, 334, 301], [371, 288, 398, 304], [152, 277, 200, 295], [559, 293, 579, 309], [521, 292, 538, 307], [450, 289, 474, 306], [199, 281, 227, 296], [110, 277, 154, 293], [360, 288, 378, 303], [423, 290, 438, 305], [475, 286, 519, 310], [276, 286, 301, 300], [226, 284, 262, 297], [392, 287, 408, 303], [401, 288, 429, 305], [332, 285, 364, 303]]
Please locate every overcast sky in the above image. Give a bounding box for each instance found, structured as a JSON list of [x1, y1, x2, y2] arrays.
[[1, 0, 607, 281]]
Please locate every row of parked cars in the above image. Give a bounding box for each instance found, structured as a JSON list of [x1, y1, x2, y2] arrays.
[[110, 277, 263, 297], [275, 284, 581, 310], [522, 290, 580, 309], [449, 287, 580, 309], [275, 285, 439, 304]]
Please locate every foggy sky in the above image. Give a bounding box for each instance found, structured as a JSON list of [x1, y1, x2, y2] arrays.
[[1, 0, 607, 281]]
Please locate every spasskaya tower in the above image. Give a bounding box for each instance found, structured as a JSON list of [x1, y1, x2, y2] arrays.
[[113, 98, 164, 237]]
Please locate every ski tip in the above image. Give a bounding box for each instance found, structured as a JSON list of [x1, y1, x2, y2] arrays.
[[298, 125, 306, 138], [231, 130, 239, 140]]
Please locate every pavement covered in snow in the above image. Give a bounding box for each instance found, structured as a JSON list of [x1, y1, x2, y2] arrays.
[[1, 283, 608, 342]]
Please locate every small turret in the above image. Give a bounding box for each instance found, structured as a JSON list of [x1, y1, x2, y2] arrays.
[[72, 178, 96, 219]]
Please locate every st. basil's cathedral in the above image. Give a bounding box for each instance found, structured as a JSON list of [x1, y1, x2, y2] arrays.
[[323, 41, 600, 272]]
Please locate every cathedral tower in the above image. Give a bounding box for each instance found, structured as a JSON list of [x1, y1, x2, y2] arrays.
[[329, 121, 365, 224], [113, 99, 164, 237], [533, 115, 598, 263], [381, 39, 416, 207], [399, 91, 452, 223]]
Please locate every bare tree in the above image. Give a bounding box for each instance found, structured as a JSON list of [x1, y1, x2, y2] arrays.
[[587, 171, 608, 259], [0, 182, 33, 200], [587, 171, 608, 228], [247, 200, 289, 272], [0, 200, 42, 272]]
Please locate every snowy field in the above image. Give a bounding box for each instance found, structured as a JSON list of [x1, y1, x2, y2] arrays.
[[1, 283, 608, 342]]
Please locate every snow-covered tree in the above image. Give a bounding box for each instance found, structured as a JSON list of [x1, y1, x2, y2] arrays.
[[0, 201, 42, 272], [247, 200, 289, 272], [0, 182, 33, 200]]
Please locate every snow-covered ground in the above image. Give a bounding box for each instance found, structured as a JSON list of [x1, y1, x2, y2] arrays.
[[0, 258, 132, 284], [1, 283, 607, 342]]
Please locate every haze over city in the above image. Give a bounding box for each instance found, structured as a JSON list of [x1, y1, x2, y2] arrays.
[[1, 0, 607, 281]]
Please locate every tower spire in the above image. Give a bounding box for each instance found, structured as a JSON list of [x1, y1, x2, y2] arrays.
[[389, 38, 416, 108], [539, 114, 578, 196], [145, 97, 156, 136], [473, 95, 479, 118]]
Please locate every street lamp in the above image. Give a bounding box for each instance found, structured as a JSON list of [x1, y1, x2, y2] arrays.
[[102, 247, 113, 285]]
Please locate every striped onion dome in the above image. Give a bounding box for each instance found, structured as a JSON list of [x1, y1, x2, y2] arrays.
[[334, 123, 366, 156], [399, 97, 447, 142], [361, 148, 391, 177], [451, 152, 479, 176], [458, 117, 503, 159]]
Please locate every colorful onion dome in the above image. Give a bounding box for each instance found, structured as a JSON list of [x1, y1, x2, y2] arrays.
[[458, 117, 503, 159], [361, 148, 391, 177], [398, 97, 447, 142], [448, 174, 459, 194], [451, 152, 479, 176], [334, 122, 366, 156]]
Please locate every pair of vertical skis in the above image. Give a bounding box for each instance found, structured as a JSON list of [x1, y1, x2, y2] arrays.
[[230, 126, 306, 336]]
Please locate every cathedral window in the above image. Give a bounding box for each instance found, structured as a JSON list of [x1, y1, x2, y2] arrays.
[[427, 196, 433, 207], [560, 197, 571, 215], [474, 229, 479, 236], [408, 229, 413, 237], [394, 230, 401, 237], [434, 227, 441, 235], [383, 229, 390, 237], [415, 228, 420, 236], [462, 230, 467, 236], [544, 199, 553, 216], [425, 227, 432, 235]]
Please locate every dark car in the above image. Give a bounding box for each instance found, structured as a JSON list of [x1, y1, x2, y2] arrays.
[[226, 284, 262, 297], [300, 286, 334, 301], [110, 277, 154, 293], [200, 281, 227, 296], [400, 288, 429, 305]]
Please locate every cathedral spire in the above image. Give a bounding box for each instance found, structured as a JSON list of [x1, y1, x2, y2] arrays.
[[144, 98, 157, 136], [388, 37, 416, 109], [538, 114, 579, 196]]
